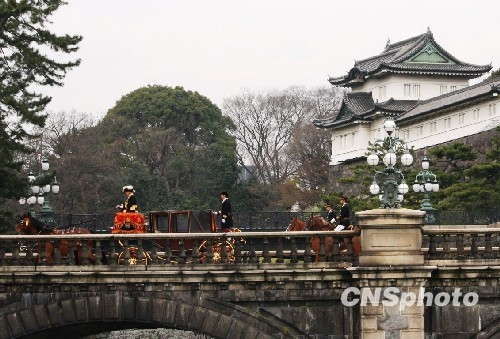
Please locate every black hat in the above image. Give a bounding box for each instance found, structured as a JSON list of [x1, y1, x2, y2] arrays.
[[340, 196, 348, 201]]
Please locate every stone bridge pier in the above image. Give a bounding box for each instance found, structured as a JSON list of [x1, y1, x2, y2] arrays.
[[351, 208, 432, 339]]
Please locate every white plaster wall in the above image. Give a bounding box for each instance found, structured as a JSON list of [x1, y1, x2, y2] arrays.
[[355, 74, 470, 102], [330, 123, 372, 165], [403, 98, 500, 150], [329, 96, 500, 165]]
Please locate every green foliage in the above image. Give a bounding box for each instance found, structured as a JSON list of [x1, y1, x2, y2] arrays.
[[489, 69, 500, 79], [97, 85, 239, 211], [0, 1, 81, 226], [427, 135, 500, 212], [430, 143, 477, 163], [486, 126, 500, 161], [232, 177, 278, 211]]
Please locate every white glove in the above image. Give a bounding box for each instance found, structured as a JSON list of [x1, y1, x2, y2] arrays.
[[221, 219, 226, 223], [116, 204, 123, 209], [213, 211, 218, 215]]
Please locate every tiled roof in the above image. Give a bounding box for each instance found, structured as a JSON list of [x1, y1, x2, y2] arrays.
[[314, 77, 500, 129], [329, 29, 492, 87], [345, 92, 374, 114], [313, 93, 418, 129], [397, 76, 500, 123], [376, 99, 419, 113]]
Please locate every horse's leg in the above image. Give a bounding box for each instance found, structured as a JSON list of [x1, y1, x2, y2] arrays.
[[343, 237, 351, 252], [36, 242, 43, 264], [310, 237, 319, 262], [352, 236, 362, 256], [325, 236, 334, 258], [45, 242, 53, 264], [59, 240, 69, 262], [88, 240, 96, 264]]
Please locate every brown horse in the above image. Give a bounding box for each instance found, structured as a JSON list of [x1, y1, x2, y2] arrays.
[[286, 216, 361, 261], [16, 214, 95, 265]]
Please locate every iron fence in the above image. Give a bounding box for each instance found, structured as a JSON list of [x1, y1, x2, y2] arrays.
[[426, 209, 500, 225], [9, 209, 499, 234]]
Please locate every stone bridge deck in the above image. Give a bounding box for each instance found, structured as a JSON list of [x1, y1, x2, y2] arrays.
[[1, 210, 500, 338]]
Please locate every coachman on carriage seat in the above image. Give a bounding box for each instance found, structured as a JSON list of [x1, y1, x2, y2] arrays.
[[113, 185, 146, 234]]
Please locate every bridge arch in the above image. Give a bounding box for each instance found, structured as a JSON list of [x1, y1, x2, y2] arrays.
[[0, 292, 298, 339], [473, 316, 500, 339]]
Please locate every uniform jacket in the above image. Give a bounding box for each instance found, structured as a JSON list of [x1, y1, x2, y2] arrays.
[[327, 210, 337, 224], [338, 203, 350, 226], [123, 193, 138, 213], [220, 198, 233, 230]]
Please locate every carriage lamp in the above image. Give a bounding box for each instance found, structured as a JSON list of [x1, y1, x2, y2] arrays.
[[367, 117, 413, 209], [413, 155, 439, 211]]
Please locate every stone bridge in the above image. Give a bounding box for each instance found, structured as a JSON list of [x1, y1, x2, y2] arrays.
[[1, 209, 500, 338]]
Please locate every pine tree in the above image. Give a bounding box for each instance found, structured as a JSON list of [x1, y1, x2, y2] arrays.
[[0, 0, 81, 225]]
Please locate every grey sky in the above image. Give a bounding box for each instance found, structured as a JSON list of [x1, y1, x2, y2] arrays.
[[44, 0, 500, 117]]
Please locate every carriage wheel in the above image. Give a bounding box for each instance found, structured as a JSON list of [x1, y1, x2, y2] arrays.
[[198, 240, 235, 263], [117, 246, 150, 265]]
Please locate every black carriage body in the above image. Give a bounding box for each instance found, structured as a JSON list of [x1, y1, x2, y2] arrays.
[[148, 210, 216, 233], [148, 210, 217, 251]]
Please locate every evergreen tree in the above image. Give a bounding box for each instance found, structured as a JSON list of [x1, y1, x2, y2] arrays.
[[97, 85, 239, 211], [429, 129, 500, 212], [0, 1, 81, 225]]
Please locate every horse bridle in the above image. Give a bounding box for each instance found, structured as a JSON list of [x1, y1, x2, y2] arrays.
[[16, 217, 45, 235], [15, 217, 31, 234]]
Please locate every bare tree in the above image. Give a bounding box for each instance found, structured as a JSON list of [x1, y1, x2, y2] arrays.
[[27, 111, 119, 214], [223, 86, 344, 187]]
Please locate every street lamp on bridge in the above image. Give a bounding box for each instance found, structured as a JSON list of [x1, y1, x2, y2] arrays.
[[19, 158, 60, 224], [367, 118, 413, 208], [413, 155, 439, 214]]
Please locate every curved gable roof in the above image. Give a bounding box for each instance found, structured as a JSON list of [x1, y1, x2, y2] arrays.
[[329, 29, 492, 87]]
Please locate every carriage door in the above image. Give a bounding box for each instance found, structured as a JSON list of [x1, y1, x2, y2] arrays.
[[169, 212, 193, 251]]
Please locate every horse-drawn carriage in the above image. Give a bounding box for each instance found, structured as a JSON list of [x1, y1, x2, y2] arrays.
[[15, 209, 238, 265], [113, 209, 238, 264]]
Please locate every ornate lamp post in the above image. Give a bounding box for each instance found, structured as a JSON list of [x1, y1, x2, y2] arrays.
[[367, 118, 413, 208], [19, 158, 60, 224], [412, 155, 439, 211]]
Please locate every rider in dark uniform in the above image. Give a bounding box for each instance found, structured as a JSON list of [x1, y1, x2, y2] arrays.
[[325, 202, 337, 225], [336, 196, 351, 230], [213, 191, 233, 232], [116, 185, 138, 212]]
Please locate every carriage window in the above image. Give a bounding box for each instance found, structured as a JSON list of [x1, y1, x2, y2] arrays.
[[172, 213, 189, 232], [155, 215, 169, 232]]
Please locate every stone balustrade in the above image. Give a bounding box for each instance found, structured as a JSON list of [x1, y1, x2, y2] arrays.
[[423, 228, 500, 266], [0, 230, 360, 268]]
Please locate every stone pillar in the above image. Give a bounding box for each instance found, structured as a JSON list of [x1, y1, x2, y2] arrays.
[[357, 208, 425, 266], [347, 208, 436, 339]]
